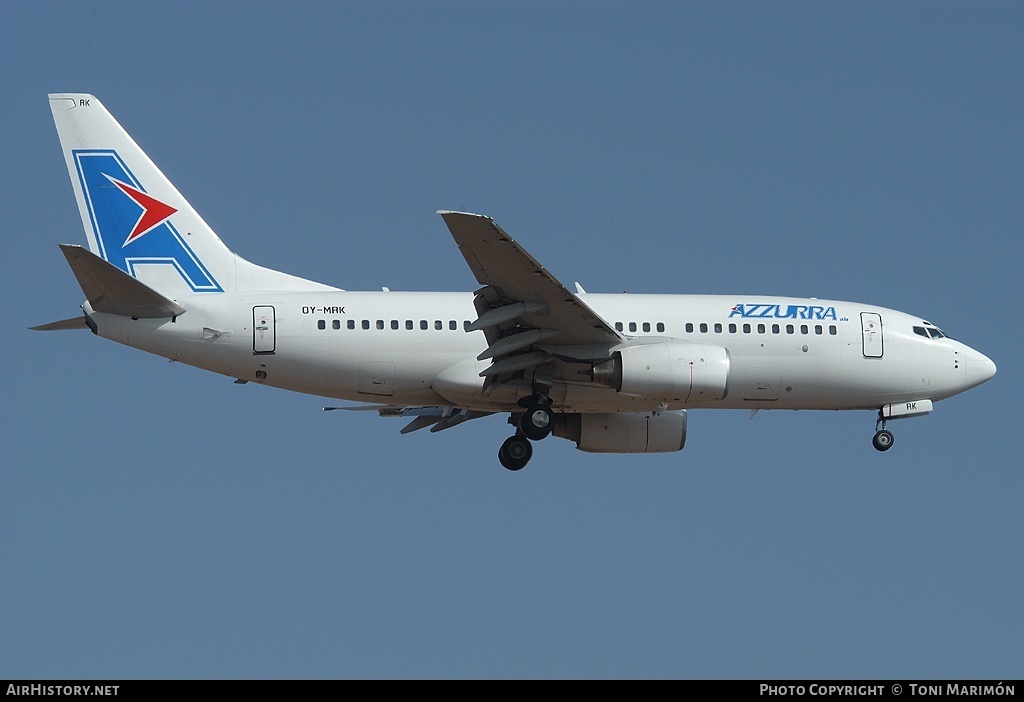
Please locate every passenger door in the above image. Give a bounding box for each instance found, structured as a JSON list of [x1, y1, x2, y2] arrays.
[[253, 305, 276, 354], [860, 312, 883, 358]]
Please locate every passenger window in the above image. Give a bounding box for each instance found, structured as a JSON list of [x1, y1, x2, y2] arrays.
[[700, 323, 708, 333], [347, 320, 355, 330], [449, 321, 457, 330], [435, 320, 443, 330], [615, 322, 624, 332], [829, 325, 837, 335], [333, 320, 341, 330], [656, 322, 665, 333], [406, 320, 413, 330], [685, 323, 694, 333], [642, 322, 651, 332], [729, 323, 737, 333], [463, 321, 471, 331], [757, 323, 765, 334], [376, 320, 384, 330], [787, 324, 794, 334], [714, 323, 722, 333], [801, 324, 808, 334], [772, 324, 780, 334], [317, 319, 326, 330], [815, 325, 823, 335], [362, 320, 370, 330], [743, 323, 751, 333], [391, 320, 399, 330], [420, 320, 428, 330]]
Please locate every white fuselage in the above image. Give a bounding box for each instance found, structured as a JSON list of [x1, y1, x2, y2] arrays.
[[85, 290, 994, 414]]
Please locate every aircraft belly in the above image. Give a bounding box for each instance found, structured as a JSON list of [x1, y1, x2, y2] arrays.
[[727, 345, 846, 409], [832, 339, 953, 406], [431, 358, 525, 408], [430, 359, 685, 412], [93, 311, 181, 360], [327, 340, 472, 405], [243, 337, 329, 396], [559, 382, 667, 412]]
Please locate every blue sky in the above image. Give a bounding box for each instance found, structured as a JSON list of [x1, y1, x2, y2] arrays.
[[2, 1, 1021, 679]]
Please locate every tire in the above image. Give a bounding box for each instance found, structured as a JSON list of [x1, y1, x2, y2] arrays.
[[519, 405, 554, 441], [872, 429, 894, 452], [498, 435, 533, 471]]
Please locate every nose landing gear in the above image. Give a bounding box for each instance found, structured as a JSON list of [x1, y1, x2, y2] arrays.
[[872, 411, 895, 452]]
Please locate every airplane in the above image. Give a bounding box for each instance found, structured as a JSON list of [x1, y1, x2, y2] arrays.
[[34, 93, 997, 471]]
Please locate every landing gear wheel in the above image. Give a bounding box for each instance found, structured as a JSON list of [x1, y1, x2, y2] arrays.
[[498, 435, 533, 471], [872, 429, 895, 452], [519, 405, 554, 441]]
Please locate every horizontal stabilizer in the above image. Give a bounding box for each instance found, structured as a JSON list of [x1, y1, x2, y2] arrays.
[[30, 316, 90, 331], [60, 244, 186, 318]]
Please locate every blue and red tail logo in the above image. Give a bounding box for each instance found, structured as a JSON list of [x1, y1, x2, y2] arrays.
[[72, 150, 222, 292]]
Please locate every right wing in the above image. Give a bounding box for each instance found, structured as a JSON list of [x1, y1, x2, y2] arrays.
[[324, 403, 493, 434]]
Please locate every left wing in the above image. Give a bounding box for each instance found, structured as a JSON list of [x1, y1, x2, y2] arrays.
[[439, 211, 624, 375]]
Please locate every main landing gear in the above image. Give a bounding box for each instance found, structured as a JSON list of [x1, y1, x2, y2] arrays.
[[498, 434, 533, 471], [519, 402, 554, 441], [872, 410, 895, 452], [497, 395, 554, 471]]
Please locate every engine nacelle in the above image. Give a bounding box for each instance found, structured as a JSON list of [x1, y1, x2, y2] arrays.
[[591, 341, 730, 402], [553, 411, 687, 453]]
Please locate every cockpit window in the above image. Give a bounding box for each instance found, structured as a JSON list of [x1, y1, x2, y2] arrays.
[[916, 323, 948, 339]]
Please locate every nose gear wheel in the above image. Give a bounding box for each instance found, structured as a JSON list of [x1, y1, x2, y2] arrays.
[[872, 410, 895, 452]]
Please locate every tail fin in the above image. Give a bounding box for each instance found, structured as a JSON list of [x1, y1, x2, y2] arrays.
[[49, 94, 336, 295]]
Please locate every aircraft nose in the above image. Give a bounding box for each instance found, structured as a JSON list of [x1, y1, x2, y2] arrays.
[[964, 349, 997, 390]]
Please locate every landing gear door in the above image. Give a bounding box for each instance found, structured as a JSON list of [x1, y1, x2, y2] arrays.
[[861, 312, 883, 358], [253, 305, 276, 354]]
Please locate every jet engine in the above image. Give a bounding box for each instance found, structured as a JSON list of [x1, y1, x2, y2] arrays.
[[590, 341, 730, 402], [553, 410, 687, 453]]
